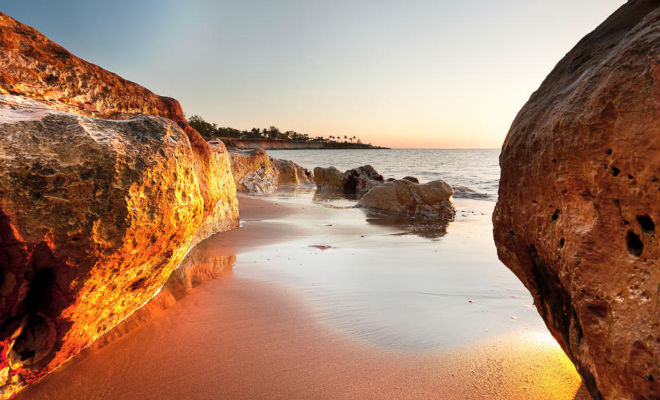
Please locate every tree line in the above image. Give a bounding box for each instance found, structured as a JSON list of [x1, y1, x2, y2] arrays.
[[188, 115, 363, 144]]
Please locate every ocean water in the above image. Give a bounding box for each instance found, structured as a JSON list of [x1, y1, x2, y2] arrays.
[[268, 148, 500, 200]]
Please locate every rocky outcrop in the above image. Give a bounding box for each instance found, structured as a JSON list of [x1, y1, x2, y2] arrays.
[[0, 96, 239, 398], [0, 12, 185, 124], [270, 157, 314, 186], [492, 1, 660, 399], [314, 166, 347, 193], [357, 179, 455, 221], [0, 13, 239, 398], [227, 148, 313, 194], [314, 165, 384, 199], [229, 149, 277, 194], [344, 165, 384, 198], [0, 12, 233, 226]]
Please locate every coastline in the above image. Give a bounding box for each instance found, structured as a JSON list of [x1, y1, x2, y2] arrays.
[[220, 137, 389, 150], [16, 194, 588, 400]]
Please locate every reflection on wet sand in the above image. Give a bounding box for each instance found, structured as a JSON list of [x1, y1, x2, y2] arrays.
[[361, 209, 449, 239]]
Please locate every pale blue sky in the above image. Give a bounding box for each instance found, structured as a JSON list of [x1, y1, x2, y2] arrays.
[[2, 1, 624, 148]]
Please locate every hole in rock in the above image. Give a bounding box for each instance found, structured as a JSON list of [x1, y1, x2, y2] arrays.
[[626, 231, 643, 257], [7, 313, 56, 367], [551, 209, 560, 221], [605, 149, 612, 155], [637, 215, 655, 232], [611, 166, 621, 177], [130, 277, 147, 291], [559, 238, 565, 248]]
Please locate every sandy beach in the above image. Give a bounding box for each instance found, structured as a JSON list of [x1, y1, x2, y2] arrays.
[[16, 194, 588, 400]]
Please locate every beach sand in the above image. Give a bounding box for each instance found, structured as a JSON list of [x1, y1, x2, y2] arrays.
[[17, 194, 589, 400]]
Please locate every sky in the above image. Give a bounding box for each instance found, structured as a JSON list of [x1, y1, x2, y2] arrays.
[[2, 0, 625, 148]]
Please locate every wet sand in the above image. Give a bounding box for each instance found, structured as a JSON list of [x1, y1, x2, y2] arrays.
[[17, 194, 589, 400]]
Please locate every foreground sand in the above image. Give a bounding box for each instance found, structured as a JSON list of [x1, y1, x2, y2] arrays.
[[17, 195, 589, 400]]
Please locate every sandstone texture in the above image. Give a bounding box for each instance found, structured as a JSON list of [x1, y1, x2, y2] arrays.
[[314, 165, 384, 199], [492, 1, 660, 399], [314, 166, 347, 193], [270, 157, 314, 186], [0, 13, 239, 398], [229, 149, 277, 194], [357, 179, 455, 221], [227, 148, 313, 194]]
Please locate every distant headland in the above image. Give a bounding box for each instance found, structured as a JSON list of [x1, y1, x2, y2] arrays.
[[189, 115, 388, 150]]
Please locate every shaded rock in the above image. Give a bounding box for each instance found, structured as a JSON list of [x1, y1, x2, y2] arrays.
[[0, 95, 239, 398], [343, 165, 384, 198], [493, 2, 660, 399], [314, 165, 385, 199], [314, 166, 347, 192], [357, 179, 455, 221], [402, 176, 419, 183]]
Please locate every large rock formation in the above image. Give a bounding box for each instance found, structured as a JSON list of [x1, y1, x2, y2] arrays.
[[493, 1, 659, 399], [357, 179, 455, 221], [0, 13, 239, 398]]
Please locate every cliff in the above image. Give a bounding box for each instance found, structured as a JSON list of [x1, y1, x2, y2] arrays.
[[493, 1, 659, 399], [0, 13, 239, 398]]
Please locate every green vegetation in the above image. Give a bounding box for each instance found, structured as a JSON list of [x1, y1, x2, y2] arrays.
[[188, 115, 375, 147]]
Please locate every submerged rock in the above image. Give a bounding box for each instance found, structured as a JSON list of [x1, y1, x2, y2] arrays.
[[357, 179, 455, 221], [493, 1, 660, 399], [0, 13, 239, 398], [452, 185, 489, 200]]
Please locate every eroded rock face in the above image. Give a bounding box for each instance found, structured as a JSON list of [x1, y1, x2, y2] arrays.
[[0, 95, 238, 398], [357, 179, 455, 221], [493, 1, 660, 399]]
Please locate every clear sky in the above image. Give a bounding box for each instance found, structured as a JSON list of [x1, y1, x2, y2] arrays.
[[2, 0, 624, 148]]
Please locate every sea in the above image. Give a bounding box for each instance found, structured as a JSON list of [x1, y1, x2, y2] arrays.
[[268, 148, 500, 200]]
